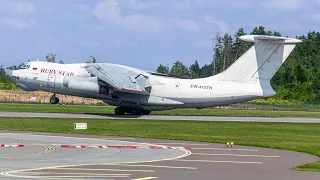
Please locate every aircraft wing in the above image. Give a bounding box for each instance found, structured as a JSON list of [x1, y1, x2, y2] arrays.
[[86, 64, 150, 94]]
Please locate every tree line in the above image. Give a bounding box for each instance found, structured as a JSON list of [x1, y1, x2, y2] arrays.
[[1, 26, 319, 103], [156, 26, 320, 103]]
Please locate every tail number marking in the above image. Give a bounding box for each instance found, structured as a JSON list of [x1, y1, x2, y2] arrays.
[[190, 85, 213, 90]]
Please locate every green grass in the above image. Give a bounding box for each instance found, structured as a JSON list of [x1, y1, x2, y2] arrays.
[[296, 162, 320, 172], [1, 103, 320, 117], [0, 117, 319, 171]]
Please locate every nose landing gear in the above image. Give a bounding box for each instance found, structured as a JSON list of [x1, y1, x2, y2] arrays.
[[49, 94, 59, 104]]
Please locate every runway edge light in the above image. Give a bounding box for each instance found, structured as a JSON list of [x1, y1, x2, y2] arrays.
[[74, 123, 87, 130]]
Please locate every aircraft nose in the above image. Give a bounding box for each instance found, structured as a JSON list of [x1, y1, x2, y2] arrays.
[[5, 69, 12, 79]]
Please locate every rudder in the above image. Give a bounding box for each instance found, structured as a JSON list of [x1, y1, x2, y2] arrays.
[[218, 35, 302, 83]]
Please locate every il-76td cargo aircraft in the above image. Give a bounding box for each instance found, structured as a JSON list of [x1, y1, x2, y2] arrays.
[[6, 35, 302, 115]]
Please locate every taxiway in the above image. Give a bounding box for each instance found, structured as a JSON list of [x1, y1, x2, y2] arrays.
[[0, 131, 319, 180], [1, 111, 320, 123]]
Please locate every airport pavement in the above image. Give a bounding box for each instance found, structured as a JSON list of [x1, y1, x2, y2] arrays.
[[0, 131, 319, 180], [0, 111, 320, 123]]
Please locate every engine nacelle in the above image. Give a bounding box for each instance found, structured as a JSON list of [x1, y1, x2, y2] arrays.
[[67, 77, 113, 95], [63, 76, 96, 87]]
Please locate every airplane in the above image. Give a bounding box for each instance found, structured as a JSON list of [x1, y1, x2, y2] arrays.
[[5, 35, 302, 115]]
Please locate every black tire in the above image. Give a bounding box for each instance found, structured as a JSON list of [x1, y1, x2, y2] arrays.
[[115, 107, 125, 115], [131, 108, 142, 115], [49, 98, 55, 104], [55, 97, 59, 104], [141, 111, 151, 115], [50, 97, 59, 104], [124, 108, 132, 114]]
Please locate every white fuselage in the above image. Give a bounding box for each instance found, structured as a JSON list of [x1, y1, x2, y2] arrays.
[[9, 61, 269, 111], [7, 35, 301, 112]]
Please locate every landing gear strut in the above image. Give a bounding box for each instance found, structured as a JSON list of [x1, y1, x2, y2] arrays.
[[114, 107, 151, 115], [49, 94, 59, 104]]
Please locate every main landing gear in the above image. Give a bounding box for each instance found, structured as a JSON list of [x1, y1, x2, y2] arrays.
[[114, 107, 151, 115], [50, 94, 59, 104]]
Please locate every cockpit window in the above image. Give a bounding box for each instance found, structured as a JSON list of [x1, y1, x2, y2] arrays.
[[16, 63, 30, 70]]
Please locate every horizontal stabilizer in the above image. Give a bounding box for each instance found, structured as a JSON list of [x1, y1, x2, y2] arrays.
[[240, 35, 302, 44]]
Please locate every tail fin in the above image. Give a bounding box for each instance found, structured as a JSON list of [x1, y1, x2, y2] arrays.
[[218, 35, 302, 83]]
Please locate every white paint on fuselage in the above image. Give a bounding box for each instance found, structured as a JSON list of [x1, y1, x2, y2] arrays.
[[10, 35, 301, 111], [11, 61, 267, 110]]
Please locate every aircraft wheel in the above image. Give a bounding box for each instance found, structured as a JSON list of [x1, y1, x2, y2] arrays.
[[124, 108, 133, 114], [141, 111, 151, 115], [131, 108, 142, 115], [115, 107, 125, 115], [50, 97, 59, 104]]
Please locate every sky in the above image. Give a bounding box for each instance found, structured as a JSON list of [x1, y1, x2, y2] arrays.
[[0, 0, 319, 71]]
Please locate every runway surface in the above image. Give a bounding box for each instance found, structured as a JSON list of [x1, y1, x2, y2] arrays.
[[1, 111, 320, 123], [0, 131, 319, 180]]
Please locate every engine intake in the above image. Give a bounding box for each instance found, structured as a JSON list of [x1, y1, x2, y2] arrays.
[[66, 77, 113, 95]]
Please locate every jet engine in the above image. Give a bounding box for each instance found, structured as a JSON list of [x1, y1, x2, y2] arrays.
[[64, 76, 113, 95]]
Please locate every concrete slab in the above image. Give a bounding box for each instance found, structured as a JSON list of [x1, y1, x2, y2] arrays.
[[0, 131, 319, 180]]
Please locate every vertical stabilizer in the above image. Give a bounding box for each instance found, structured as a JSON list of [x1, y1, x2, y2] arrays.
[[218, 35, 302, 83]]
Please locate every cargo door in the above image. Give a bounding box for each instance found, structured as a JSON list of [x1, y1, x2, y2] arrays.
[[47, 75, 56, 88]]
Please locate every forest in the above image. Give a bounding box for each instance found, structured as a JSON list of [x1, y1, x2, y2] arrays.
[[0, 26, 319, 103], [156, 26, 320, 103]]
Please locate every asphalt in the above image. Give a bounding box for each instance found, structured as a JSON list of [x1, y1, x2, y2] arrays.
[[0, 131, 319, 180], [1, 111, 320, 123]]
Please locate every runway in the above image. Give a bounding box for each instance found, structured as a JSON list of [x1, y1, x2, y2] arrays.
[[0, 111, 320, 123], [0, 131, 319, 180]]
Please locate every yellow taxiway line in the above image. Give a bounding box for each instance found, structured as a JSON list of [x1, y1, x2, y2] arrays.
[[0, 145, 55, 158], [30, 175, 129, 178], [0, 132, 193, 179], [15, 172, 131, 176]]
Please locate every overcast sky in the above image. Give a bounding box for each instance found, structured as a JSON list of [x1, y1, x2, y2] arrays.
[[0, 0, 319, 71]]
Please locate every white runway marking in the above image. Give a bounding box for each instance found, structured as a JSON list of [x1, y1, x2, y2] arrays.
[[175, 159, 262, 164], [192, 153, 279, 158], [157, 143, 210, 146], [52, 167, 155, 172], [132, 177, 158, 180], [192, 148, 259, 151]]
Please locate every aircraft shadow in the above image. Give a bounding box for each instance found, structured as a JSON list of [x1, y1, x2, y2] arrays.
[[83, 113, 144, 119]]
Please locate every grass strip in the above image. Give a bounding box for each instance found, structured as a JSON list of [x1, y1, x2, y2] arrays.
[[0, 117, 319, 171], [0, 103, 320, 117]]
